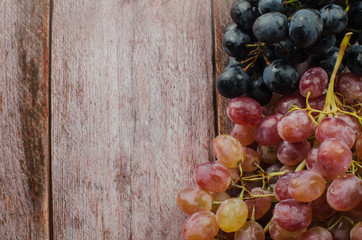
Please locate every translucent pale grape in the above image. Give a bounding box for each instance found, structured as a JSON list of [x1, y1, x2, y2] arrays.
[[231, 123, 256, 146], [288, 170, 325, 202], [213, 134, 246, 168], [216, 198, 248, 232]]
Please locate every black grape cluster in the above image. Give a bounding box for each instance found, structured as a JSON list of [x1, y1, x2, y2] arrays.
[[217, 0, 362, 106]]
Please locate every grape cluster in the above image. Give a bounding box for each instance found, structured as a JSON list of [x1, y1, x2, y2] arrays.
[[177, 0, 362, 240]]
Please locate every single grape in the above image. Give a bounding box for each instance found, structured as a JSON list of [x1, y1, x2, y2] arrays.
[[275, 93, 306, 115], [318, 139, 352, 179], [216, 198, 248, 232], [320, 4, 348, 35], [299, 67, 328, 99], [288, 170, 326, 202], [222, 29, 252, 59], [258, 0, 285, 14], [224, 22, 238, 33], [274, 172, 295, 201], [254, 113, 283, 146], [231, 123, 256, 146], [330, 217, 354, 240], [317, 47, 345, 75], [213, 134, 246, 168], [275, 38, 309, 64], [241, 147, 261, 173], [246, 75, 273, 106], [252, 12, 288, 44], [263, 59, 300, 95], [227, 97, 262, 126], [346, 45, 362, 77], [305, 35, 336, 56], [269, 220, 306, 240], [309, 186, 336, 219], [289, 9, 323, 48], [177, 186, 213, 215], [211, 192, 230, 213], [277, 140, 311, 166], [299, 227, 333, 240], [182, 211, 219, 240], [335, 112, 362, 138], [217, 65, 251, 99], [277, 110, 315, 143], [273, 199, 312, 231], [316, 117, 356, 148], [257, 144, 279, 164], [327, 174, 362, 211], [230, 0, 260, 30], [350, 221, 362, 240], [245, 187, 272, 220], [234, 221, 265, 240], [194, 162, 231, 193]]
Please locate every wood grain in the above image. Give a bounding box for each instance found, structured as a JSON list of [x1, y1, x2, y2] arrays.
[[0, 0, 50, 239], [213, 0, 235, 135], [51, 1, 214, 239]]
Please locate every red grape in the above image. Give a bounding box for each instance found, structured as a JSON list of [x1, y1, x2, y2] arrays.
[[336, 72, 362, 105], [194, 162, 231, 193], [275, 93, 306, 115], [299, 67, 328, 99], [299, 227, 332, 240], [274, 172, 294, 201], [350, 221, 362, 240], [182, 211, 219, 240], [227, 97, 262, 126], [288, 170, 326, 202], [269, 220, 306, 240], [254, 114, 283, 146], [316, 117, 356, 148], [245, 187, 272, 220], [277, 140, 311, 166], [318, 139, 352, 180], [234, 221, 265, 240], [273, 199, 312, 232], [309, 186, 336, 219], [177, 186, 212, 215], [327, 174, 362, 211], [277, 110, 315, 143], [257, 144, 279, 164], [356, 135, 362, 159], [231, 123, 256, 146], [241, 147, 261, 173]]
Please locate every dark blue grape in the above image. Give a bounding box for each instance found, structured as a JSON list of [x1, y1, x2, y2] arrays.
[[247, 75, 273, 106], [289, 9, 323, 48], [253, 12, 288, 44], [258, 0, 285, 14], [348, 2, 362, 30], [320, 4, 348, 35], [305, 35, 336, 56], [263, 59, 300, 95], [230, 0, 260, 30], [217, 65, 251, 98], [316, 47, 345, 75], [222, 29, 252, 59], [346, 45, 362, 76], [275, 38, 309, 63]]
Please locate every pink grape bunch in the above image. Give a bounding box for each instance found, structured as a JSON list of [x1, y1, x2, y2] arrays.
[[177, 0, 362, 240]]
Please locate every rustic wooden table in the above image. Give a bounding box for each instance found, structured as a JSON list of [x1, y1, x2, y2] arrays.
[[0, 0, 235, 239]]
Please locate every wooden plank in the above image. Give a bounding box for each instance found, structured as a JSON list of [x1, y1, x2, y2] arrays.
[[0, 0, 50, 239], [51, 1, 214, 239], [213, 0, 236, 135]]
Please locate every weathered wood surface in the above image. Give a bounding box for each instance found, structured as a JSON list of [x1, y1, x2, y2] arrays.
[[51, 1, 214, 239], [213, 0, 235, 135], [0, 0, 50, 239]]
